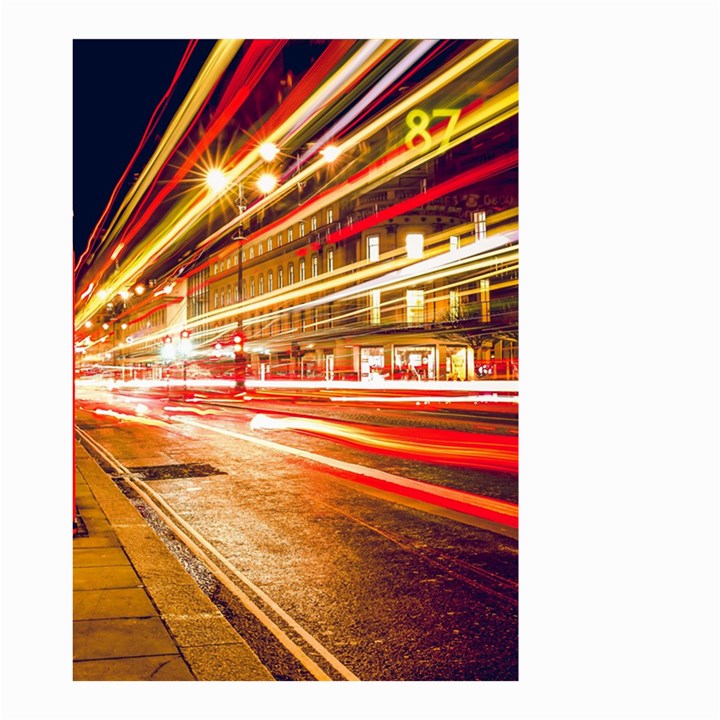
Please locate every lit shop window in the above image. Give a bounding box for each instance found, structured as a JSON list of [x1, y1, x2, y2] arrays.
[[449, 235, 459, 253], [312, 255, 319, 278], [367, 235, 379, 262], [406, 233, 424, 259], [370, 290, 381, 325], [406, 289, 424, 324]]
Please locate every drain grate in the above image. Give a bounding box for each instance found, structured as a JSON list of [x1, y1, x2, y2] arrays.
[[126, 463, 226, 481]]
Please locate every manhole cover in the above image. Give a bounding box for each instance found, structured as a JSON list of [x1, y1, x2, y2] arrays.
[[126, 463, 226, 480]]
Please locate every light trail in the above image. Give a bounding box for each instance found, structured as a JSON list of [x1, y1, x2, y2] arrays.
[[75, 39, 518, 330], [249, 413, 518, 473], [176, 417, 518, 529]]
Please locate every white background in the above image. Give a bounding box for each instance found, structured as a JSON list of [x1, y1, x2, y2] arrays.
[[1, 1, 718, 719]]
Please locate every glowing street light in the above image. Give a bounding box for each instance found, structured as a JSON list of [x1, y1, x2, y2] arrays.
[[134, 284, 145, 295], [206, 168, 229, 193], [320, 144, 341, 163], [256, 173, 278, 194], [258, 141, 279, 162]]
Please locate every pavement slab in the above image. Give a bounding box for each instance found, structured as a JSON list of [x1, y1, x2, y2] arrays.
[[74, 588, 159, 620], [73, 655, 195, 681], [73, 617, 180, 660]]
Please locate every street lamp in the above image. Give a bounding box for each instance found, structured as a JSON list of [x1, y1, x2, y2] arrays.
[[179, 329, 192, 399], [161, 335, 175, 399]]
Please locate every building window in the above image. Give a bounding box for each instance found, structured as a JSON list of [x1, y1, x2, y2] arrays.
[[278, 267, 284, 288], [370, 289, 381, 325], [220, 289, 225, 306], [473, 211, 487, 242], [242, 280, 246, 300], [449, 235, 459, 253], [367, 235, 379, 262], [327, 249, 334, 272], [406, 289, 424, 324], [327, 208, 333, 225], [311, 215, 317, 231], [299, 259, 306, 282], [234, 253, 238, 266], [288, 262, 295, 284], [250, 278, 255, 298], [220, 261, 225, 272], [259, 276, 264, 295], [258, 241, 263, 255], [250, 247, 255, 260], [277, 232, 282, 246], [234, 283, 239, 302], [299, 221, 305, 237], [214, 262, 218, 275], [406, 233, 424, 259], [311, 255, 318, 278], [288, 228, 294, 242], [242, 249, 246, 262], [214, 290, 219, 308], [267, 270, 273, 292], [479, 278, 491, 322], [449, 290, 460, 319]]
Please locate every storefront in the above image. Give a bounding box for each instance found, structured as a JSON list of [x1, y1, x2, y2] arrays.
[[445, 346, 469, 381], [360, 346, 386, 381], [393, 345, 436, 380]]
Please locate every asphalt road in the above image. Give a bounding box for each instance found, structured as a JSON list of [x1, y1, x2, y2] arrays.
[[75, 387, 518, 681]]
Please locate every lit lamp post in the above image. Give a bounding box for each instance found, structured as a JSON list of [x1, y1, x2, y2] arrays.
[[179, 329, 192, 399], [161, 335, 175, 399], [233, 334, 246, 392]]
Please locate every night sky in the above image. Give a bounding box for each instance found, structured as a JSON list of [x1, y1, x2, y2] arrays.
[[72, 40, 215, 259]]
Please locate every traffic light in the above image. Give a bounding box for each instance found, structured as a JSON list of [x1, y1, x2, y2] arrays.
[[163, 335, 172, 344], [180, 329, 190, 339]]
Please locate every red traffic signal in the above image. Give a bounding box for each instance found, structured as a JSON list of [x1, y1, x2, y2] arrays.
[[163, 335, 173, 344], [180, 329, 190, 339]]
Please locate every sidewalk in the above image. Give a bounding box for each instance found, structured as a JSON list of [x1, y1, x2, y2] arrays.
[[73, 439, 273, 681]]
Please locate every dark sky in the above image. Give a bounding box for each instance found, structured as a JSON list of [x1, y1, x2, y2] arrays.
[[72, 39, 215, 259]]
